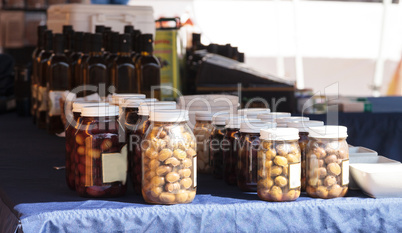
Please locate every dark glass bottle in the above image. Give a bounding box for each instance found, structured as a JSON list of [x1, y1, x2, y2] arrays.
[[36, 30, 53, 129], [63, 25, 74, 58], [46, 33, 71, 134], [69, 32, 84, 89], [31, 25, 47, 123], [131, 30, 141, 61], [223, 126, 240, 185], [113, 33, 137, 93], [76, 33, 91, 97], [105, 32, 119, 82], [83, 33, 109, 97], [135, 34, 160, 99], [102, 27, 111, 57], [237, 131, 260, 192]]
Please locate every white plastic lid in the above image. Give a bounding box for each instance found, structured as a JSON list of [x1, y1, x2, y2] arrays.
[[257, 112, 291, 121], [287, 120, 324, 133], [276, 116, 310, 124], [72, 102, 109, 113], [240, 121, 277, 133], [308, 125, 348, 138], [138, 101, 177, 116], [212, 113, 232, 125], [260, 128, 300, 141], [226, 118, 262, 129], [150, 109, 189, 122], [238, 108, 271, 117], [81, 105, 119, 117], [110, 94, 146, 105], [195, 112, 214, 121], [123, 98, 158, 108]]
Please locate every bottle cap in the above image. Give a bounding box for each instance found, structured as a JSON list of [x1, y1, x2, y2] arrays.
[[73, 32, 84, 53], [133, 29, 141, 52], [308, 125, 348, 139], [119, 33, 132, 53], [72, 102, 109, 113], [124, 25, 134, 34], [108, 32, 119, 54], [81, 105, 119, 117], [139, 101, 177, 116], [91, 33, 103, 52], [276, 117, 309, 124], [238, 108, 271, 118], [225, 117, 261, 129], [257, 112, 291, 122], [123, 98, 158, 108], [63, 25, 73, 34], [44, 30, 53, 52], [83, 33, 92, 53], [95, 25, 105, 34], [111, 94, 146, 105], [150, 109, 189, 122], [260, 128, 300, 141], [53, 33, 64, 54], [140, 34, 153, 53], [212, 113, 231, 125], [240, 121, 276, 133], [37, 25, 47, 49], [287, 120, 324, 133]]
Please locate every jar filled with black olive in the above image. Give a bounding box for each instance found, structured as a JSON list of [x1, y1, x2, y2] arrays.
[[237, 121, 276, 191]]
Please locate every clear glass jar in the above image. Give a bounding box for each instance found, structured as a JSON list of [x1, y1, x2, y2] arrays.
[[142, 110, 197, 204], [65, 102, 108, 191], [126, 102, 176, 194], [306, 126, 349, 199], [287, 120, 324, 192], [257, 128, 301, 202], [74, 106, 127, 197], [237, 121, 276, 192], [193, 112, 214, 174]]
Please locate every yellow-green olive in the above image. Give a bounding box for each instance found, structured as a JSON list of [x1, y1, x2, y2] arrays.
[[156, 165, 172, 176], [174, 149, 187, 160], [324, 176, 337, 187], [328, 184, 343, 198], [166, 172, 180, 183], [316, 186, 328, 198], [327, 163, 341, 176], [271, 166, 283, 176], [274, 176, 288, 187], [159, 192, 176, 203], [180, 178, 192, 189], [274, 156, 288, 167], [269, 186, 283, 201]]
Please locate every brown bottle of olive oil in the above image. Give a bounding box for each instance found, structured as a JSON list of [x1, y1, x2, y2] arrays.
[[75, 33, 91, 97], [46, 33, 71, 134], [31, 25, 47, 124], [62, 25, 74, 58], [113, 33, 137, 93], [135, 34, 161, 99], [69, 31, 84, 89], [105, 32, 119, 85], [36, 30, 53, 129], [83, 33, 109, 97]]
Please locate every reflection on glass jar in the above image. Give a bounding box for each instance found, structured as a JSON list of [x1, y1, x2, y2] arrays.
[[141, 110, 197, 204], [306, 126, 349, 199]]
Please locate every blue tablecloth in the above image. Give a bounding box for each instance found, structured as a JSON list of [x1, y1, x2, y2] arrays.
[[1, 113, 402, 233], [306, 112, 402, 162]]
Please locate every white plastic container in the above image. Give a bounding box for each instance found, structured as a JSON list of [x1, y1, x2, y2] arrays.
[[47, 4, 155, 35]]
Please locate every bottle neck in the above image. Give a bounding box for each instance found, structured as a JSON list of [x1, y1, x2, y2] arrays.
[[89, 51, 103, 57]]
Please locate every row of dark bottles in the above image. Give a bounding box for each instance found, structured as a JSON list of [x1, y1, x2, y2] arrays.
[[31, 24, 161, 134]]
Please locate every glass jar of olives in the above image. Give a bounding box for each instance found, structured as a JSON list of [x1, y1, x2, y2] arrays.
[[142, 110, 197, 204], [257, 128, 301, 202], [287, 120, 324, 192], [120, 98, 158, 127], [126, 101, 176, 194], [237, 121, 276, 192], [74, 105, 127, 197], [306, 126, 349, 199], [222, 116, 242, 185], [193, 112, 214, 174], [65, 101, 108, 190], [210, 114, 230, 179]]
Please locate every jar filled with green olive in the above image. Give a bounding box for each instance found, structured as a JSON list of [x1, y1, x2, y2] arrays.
[[306, 126, 349, 199], [257, 128, 301, 202], [287, 120, 324, 192], [141, 110, 197, 204]]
